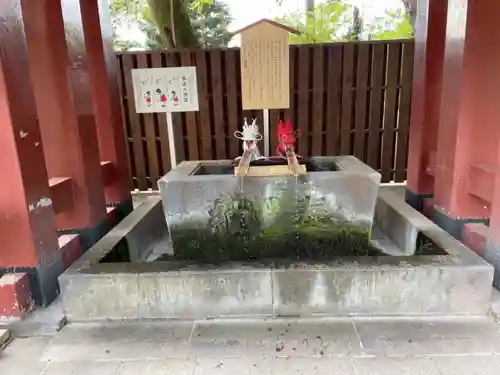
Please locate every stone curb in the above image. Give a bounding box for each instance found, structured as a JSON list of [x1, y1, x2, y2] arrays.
[[0, 328, 10, 349]]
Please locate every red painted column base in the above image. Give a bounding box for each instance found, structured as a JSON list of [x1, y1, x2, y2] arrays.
[[0, 273, 34, 320], [57, 206, 124, 269]]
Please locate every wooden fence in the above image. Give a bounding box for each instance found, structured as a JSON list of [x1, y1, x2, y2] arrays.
[[116, 40, 414, 190]]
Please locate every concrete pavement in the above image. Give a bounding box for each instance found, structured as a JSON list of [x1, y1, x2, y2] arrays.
[[1, 316, 500, 374]]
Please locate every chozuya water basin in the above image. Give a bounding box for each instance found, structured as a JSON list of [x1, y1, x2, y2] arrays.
[[157, 156, 382, 262]]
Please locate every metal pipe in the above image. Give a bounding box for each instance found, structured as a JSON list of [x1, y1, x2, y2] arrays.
[[234, 148, 253, 176], [285, 146, 301, 177]]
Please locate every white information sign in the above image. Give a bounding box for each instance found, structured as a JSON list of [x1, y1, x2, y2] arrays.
[[131, 67, 199, 113]]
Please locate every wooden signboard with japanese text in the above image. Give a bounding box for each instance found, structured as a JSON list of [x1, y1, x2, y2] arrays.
[[239, 21, 292, 110], [131, 67, 199, 113]]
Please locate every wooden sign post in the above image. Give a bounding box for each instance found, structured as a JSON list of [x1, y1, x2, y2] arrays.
[[130, 67, 199, 167], [233, 19, 299, 157]]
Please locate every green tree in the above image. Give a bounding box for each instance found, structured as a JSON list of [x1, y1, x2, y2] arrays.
[[401, 0, 416, 28], [111, 0, 199, 49], [114, 38, 143, 51], [193, 0, 416, 31], [365, 9, 413, 40], [344, 6, 363, 41], [276, 0, 413, 44], [275, 0, 361, 44], [189, 1, 232, 48], [111, 0, 232, 50]]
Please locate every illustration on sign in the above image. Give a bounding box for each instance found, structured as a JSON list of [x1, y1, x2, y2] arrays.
[[131, 67, 199, 113]]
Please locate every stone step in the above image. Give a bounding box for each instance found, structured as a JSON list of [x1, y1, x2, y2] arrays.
[[40, 316, 500, 363]]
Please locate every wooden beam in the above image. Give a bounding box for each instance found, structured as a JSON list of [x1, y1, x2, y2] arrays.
[[237, 164, 307, 177], [467, 163, 497, 204], [100, 161, 115, 186], [49, 177, 73, 214]]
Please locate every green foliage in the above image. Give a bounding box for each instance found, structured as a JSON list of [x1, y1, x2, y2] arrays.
[[366, 9, 413, 40], [110, 0, 143, 50], [276, 1, 355, 44], [189, 1, 232, 48], [110, 0, 232, 50], [276, 0, 413, 44], [149, 0, 200, 48], [344, 6, 362, 41], [114, 38, 142, 52], [191, 0, 213, 10]]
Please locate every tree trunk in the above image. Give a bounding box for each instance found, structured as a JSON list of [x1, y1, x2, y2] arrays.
[[147, 0, 200, 49], [401, 0, 416, 29], [306, 0, 314, 12]]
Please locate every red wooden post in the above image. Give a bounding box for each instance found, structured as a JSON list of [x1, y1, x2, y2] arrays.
[[406, 0, 448, 211], [23, 0, 107, 234], [432, 0, 497, 239], [0, 0, 62, 307], [81, 0, 132, 208], [440, 0, 500, 284]]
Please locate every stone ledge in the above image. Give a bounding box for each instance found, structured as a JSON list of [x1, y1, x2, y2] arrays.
[[375, 189, 418, 255], [59, 189, 494, 322], [0, 328, 10, 349], [60, 261, 493, 321]]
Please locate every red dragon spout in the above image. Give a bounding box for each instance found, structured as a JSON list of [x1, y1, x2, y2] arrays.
[[275, 119, 297, 157]]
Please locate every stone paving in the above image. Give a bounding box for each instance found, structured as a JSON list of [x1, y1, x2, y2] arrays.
[[1, 316, 500, 374]]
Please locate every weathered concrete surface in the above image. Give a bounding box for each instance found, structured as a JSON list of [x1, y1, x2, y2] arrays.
[[491, 287, 500, 322], [59, 186, 494, 321], [0, 328, 10, 348], [61, 270, 273, 321], [63, 196, 164, 269], [39, 317, 500, 361], [135, 270, 273, 319], [0, 296, 66, 337], [272, 266, 492, 316], [62, 259, 492, 321], [158, 156, 381, 233], [375, 189, 419, 255], [117, 196, 166, 262], [60, 275, 142, 321], [3, 317, 500, 374]]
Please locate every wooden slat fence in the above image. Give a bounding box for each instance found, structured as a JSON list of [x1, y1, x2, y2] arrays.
[[116, 40, 414, 190]]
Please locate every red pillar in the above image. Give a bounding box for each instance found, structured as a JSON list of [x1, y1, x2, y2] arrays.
[[21, 0, 107, 232], [432, 0, 499, 238], [0, 0, 63, 306], [463, 1, 500, 284], [406, 0, 448, 211], [81, 0, 132, 207]]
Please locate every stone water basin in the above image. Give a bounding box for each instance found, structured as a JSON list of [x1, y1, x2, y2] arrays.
[[57, 157, 493, 321], [158, 156, 382, 262]]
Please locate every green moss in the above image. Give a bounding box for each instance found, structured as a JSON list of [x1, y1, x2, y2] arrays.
[[170, 217, 381, 263], [415, 232, 448, 255], [167, 186, 384, 263]]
